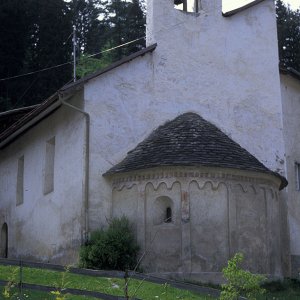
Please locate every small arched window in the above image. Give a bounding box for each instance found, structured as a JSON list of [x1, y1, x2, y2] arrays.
[[153, 196, 174, 225], [165, 207, 172, 223]]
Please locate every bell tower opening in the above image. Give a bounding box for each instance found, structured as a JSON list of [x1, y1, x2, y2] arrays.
[[174, 0, 200, 13]]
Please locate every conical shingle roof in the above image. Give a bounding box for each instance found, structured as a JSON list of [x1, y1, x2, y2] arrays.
[[104, 112, 287, 189]]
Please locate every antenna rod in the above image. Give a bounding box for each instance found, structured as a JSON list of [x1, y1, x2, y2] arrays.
[[73, 25, 76, 82]]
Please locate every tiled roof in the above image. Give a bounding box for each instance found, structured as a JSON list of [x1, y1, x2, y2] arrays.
[[0, 93, 60, 148], [104, 112, 287, 190], [0, 105, 39, 134]]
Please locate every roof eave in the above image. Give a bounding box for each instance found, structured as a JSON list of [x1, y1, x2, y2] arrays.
[[0, 44, 157, 149], [59, 43, 157, 98], [0, 94, 61, 149], [104, 164, 288, 191], [222, 0, 266, 17], [280, 67, 300, 81]]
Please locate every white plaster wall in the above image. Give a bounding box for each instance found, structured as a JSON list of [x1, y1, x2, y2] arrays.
[[189, 181, 228, 273], [0, 95, 85, 263], [146, 0, 285, 173], [144, 182, 182, 272], [280, 74, 300, 270], [84, 0, 285, 233]]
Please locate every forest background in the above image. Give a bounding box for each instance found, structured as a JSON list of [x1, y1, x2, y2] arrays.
[[0, 0, 299, 113]]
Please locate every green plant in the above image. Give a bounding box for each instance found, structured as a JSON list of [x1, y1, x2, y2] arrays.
[[79, 216, 139, 271], [50, 265, 71, 300], [2, 267, 18, 299], [220, 253, 266, 300]]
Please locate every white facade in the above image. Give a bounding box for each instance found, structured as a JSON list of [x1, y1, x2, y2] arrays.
[[0, 95, 86, 263], [280, 73, 300, 275], [0, 0, 299, 279]]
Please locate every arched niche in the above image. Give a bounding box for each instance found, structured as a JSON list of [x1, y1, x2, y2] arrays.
[[153, 196, 174, 225]]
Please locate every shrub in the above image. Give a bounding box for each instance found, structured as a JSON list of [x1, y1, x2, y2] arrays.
[[79, 216, 139, 271], [220, 253, 266, 300]]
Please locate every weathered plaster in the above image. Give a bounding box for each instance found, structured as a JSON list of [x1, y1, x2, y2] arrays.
[[0, 94, 85, 263], [281, 74, 300, 275], [84, 0, 286, 240], [0, 0, 294, 281], [109, 166, 282, 281]]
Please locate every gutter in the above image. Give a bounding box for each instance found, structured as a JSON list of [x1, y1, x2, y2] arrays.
[[59, 94, 90, 243], [0, 104, 39, 117]]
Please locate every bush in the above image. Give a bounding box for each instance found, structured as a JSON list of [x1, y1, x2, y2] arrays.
[[220, 253, 266, 300], [79, 216, 139, 271]]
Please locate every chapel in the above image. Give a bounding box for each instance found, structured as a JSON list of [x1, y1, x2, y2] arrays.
[[1, 0, 300, 281]]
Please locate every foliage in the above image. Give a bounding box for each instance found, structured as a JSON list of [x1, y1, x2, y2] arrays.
[[76, 53, 112, 78], [220, 253, 266, 300], [0, 0, 146, 112], [76, 55, 103, 79], [0, 0, 73, 111], [2, 267, 18, 299], [50, 265, 71, 300], [79, 216, 140, 271], [101, 0, 146, 61], [276, 0, 300, 71]]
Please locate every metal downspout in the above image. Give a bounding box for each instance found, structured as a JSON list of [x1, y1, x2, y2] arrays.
[[60, 96, 90, 243]]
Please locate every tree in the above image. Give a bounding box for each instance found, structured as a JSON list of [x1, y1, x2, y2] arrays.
[[0, 0, 146, 111], [76, 0, 146, 78], [0, 0, 31, 111], [0, 0, 73, 111], [276, 0, 300, 71], [101, 0, 145, 61]]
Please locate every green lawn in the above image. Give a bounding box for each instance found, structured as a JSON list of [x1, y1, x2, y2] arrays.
[[2, 264, 300, 299], [0, 265, 215, 299], [4, 289, 100, 300], [257, 279, 300, 300]]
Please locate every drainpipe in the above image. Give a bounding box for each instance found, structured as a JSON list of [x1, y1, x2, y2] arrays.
[[59, 94, 90, 243]]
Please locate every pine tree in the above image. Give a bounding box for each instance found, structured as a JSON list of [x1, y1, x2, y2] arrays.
[[101, 0, 145, 61], [276, 0, 300, 71]]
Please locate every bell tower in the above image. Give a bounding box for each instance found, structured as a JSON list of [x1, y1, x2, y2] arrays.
[[146, 0, 221, 46], [145, 0, 285, 179]]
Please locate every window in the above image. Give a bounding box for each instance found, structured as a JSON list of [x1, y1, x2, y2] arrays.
[[296, 162, 300, 191], [165, 207, 172, 223], [16, 156, 24, 206], [174, 0, 199, 13], [153, 196, 174, 225], [44, 137, 55, 194]]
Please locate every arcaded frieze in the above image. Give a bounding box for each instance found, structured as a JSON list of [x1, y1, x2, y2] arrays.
[[110, 167, 280, 192]]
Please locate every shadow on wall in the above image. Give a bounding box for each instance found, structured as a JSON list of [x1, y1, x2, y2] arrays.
[[0, 223, 8, 258]]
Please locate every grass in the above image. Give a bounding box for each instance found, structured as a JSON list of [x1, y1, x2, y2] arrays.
[[0, 265, 216, 299], [3, 264, 300, 299], [257, 278, 300, 300], [3, 289, 100, 300]]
